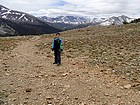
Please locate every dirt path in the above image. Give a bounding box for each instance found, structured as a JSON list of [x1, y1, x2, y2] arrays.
[[0, 36, 140, 105]]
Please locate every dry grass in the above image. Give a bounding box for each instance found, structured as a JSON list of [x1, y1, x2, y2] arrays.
[[0, 37, 29, 52], [36, 23, 140, 82]]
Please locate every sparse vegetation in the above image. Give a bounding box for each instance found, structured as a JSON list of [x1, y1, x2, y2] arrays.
[[36, 24, 140, 82], [0, 38, 19, 51], [131, 18, 140, 23], [0, 23, 140, 104]]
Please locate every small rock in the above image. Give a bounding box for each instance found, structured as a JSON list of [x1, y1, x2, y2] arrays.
[[62, 73, 69, 77], [25, 88, 32, 92], [124, 84, 131, 89], [120, 86, 124, 89], [37, 92, 42, 95], [47, 100, 52, 104], [5, 73, 9, 76], [74, 97, 78, 100], [23, 101, 28, 104], [104, 93, 110, 96], [89, 86, 92, 90], [106, 84, 111, 88], [34, 98, 38, 100], [25, 97, 29, 100], [12, 98, 17, 101], [80, 102, 86, 105], [5, 65, 10, 68], [51, 74, 57, 77], [117, 94, 122, 98], [10, 83, 13, 85], [46, 96, 53, 100]]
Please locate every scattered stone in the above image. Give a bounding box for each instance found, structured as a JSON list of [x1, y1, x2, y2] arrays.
[[120, 86, 124, 89], [23, 101, 28, 104], [35, 51, 39, 54], [124, 84, 131, 89], [80, 102, 86, 105], [46, 96, 53, 100], [37, 92, 42, 95], [11, 90, 16, 93], [62, 73, 69, 77], [10, 82, 13, 85], [89, 86, 92, 90], [47, 100, 52, 104], [51, 74, 57, 77], [4, 68, 8, 71], [104, 93, 110, 96], [12, 98, 17, 101], [74, 97, 78, 100], [25, 97, 29, 100], [117, 94, 122, 98], [25, 88, 32, 92], [34, 98, 38, 100], [5, 65, 10, 68], [5, 73, 9, 76]]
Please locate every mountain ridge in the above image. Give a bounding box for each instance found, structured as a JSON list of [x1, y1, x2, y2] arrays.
[[39, 15, 134, 25], [0, 4, 61, 36], [39, 15, 134, 30]]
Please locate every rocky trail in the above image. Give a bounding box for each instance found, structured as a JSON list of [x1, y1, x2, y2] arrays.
[[0, 34, 140, 105]]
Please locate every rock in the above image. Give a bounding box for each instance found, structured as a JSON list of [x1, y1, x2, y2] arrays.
[[89, 86, 92, 90], [124, 84, 131, 89], [5, 73, 9, 76], [75, 97, 78, 100], [104, 93, 110, 96], [25, 88, 32, 92], [46, 96, 53, 100], [23, 101, 28, 104], [12, 98, 17, 101], [80, 102, 86, 105], [37, 92, 42, 95], [25, 97, 29, 100], [34, 98, 38, 100], [62, 73, 69, 77], [47, 100, 52, 104], [116, 94, 122, 98]]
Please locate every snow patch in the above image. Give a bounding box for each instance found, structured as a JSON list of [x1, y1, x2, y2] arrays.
[[1, 7, 8, 11], [19, 14, 25, 20]]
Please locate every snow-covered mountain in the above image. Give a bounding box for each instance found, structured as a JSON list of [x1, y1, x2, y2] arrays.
[[39, 16, 91, 24], [0, 4, 61, 36], [95, 15, 134, 26], [39, 15, 134, 26], [0, 4, 45, 24]]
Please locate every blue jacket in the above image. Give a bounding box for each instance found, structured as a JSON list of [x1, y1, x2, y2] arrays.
[[52, 37, 63, 50]]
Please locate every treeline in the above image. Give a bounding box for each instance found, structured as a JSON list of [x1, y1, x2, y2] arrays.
[[123, 18, 140, 24], [130, 18, 140, 23]]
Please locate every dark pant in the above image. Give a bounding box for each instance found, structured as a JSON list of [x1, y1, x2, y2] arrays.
[[54, 50, 61, 64]]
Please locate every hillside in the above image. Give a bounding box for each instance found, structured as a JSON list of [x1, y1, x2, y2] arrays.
[[0, 23, 140, 104], [0, 18, 61, 36], [0, 4, 61, 36]]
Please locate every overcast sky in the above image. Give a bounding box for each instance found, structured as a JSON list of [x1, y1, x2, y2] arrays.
[[0, 0, 140, 18]]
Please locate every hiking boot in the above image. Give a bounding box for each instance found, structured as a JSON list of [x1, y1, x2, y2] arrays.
[[57, 63, 61, 66]]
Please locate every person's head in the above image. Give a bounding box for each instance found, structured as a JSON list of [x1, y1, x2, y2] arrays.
[[56, 33, 60, 38]]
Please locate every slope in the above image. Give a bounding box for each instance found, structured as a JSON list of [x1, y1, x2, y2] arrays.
[[0, 23, 140, 104]]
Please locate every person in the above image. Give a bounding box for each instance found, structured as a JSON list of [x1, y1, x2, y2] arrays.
[[51, 33, 63, 66]]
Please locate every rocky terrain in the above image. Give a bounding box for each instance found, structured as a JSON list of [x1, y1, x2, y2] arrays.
[[0, 23, 140, 105]]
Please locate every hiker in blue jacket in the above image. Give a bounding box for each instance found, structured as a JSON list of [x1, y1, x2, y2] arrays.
[[52, 33, 63, 66]]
